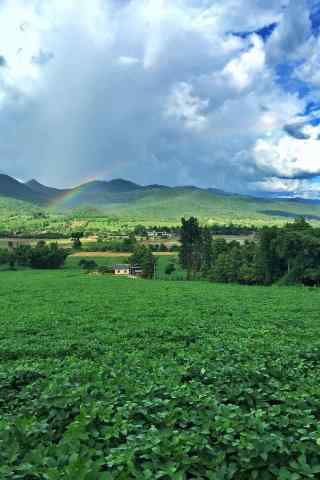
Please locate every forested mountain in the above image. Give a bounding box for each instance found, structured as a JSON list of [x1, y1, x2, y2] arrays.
[[0, 174, 45, 204], [26, 179, 69, 200], [0, 173, 320, 224]]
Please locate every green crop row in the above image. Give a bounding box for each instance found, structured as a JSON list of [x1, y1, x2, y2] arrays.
[[1, 270, 320, 478]]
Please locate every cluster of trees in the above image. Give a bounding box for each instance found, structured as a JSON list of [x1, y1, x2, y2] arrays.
[[83, 234, 178, 254], [79, 259, 98, 271], [71, 232, 84, 249], [130, 244, 156, 278], [0, 232, 69, 239], [0, 241, 69, 270], [179, 217, 320, 286], [86, 234, 138, 253], [149, 243, 179, 253]]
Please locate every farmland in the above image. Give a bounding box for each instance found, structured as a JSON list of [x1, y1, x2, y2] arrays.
[[2, 190, 320, 241], [68, 255, 184, 281], [1, 267, 320, 478]]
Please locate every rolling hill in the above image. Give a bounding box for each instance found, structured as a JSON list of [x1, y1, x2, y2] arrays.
[[26, 179, 69, 200], [0, 173, 320, 225], [0, 174, 45, 204]]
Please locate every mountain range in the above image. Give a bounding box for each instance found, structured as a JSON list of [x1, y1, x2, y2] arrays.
[[1, 173, 320, 223]]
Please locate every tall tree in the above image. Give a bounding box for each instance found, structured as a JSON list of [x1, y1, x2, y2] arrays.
[[123, 233, 137, 252], [71, 232, 84, 250], [179, 217, 202, 279], [200, 226, 213, 276], [256, 227, 284, 285]]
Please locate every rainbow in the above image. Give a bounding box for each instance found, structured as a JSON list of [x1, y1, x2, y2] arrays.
[[49, 169, 112, 209], [49, 186, 86, 209]]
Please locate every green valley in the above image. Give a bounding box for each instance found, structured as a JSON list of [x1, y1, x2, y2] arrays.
[[2, 173, 320, 237]]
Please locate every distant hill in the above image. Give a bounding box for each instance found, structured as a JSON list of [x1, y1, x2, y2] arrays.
[[0, 174, 45, 204], [1, 173, 320, 225], [26, 179, 69, 200]]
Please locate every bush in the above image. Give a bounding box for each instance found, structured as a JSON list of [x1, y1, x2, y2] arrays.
[[165, 262, 176, 275], [97, 265, 113, 274], [79, 259, 97, 270], [29, 242, 69, 269]]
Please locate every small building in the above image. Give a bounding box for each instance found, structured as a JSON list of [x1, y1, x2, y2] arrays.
[[111, 264, 143, 277], [147, 230, 172, 240], [112, 264, 130, 275]]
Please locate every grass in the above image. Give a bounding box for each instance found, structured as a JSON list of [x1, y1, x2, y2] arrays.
[[1, 269, 320, 478]]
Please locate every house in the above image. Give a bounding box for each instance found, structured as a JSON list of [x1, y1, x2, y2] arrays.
[[112, 264, 130, 275], [111, 264, 143, 277], [147, 230, 172, 240]]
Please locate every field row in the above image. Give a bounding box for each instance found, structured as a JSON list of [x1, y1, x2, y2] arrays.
[[1, 270, 320, 478]]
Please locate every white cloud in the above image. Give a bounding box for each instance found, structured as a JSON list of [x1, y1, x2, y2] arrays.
[[253, 177, 320, 198], [0, 1, 43, 94], [165, 82, 209, 131], [118, 56, 140, 66], [302, 124, 320, 139], [253, 127, 320, 178], [189, 0, 286, 35], [222, 35, 266, 91], [266, 0, 312, 64], [295, 37, 320, 88], [0, 0, 317, 198]]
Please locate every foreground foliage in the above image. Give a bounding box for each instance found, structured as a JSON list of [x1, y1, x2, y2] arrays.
[[1, 272, 320, 478]]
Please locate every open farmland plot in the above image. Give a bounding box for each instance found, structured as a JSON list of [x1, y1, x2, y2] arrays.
[[1, 272, 320, 478], [66, 254, 184, 280]]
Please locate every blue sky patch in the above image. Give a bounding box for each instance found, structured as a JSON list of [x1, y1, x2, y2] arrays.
[[275, 63, 310, 98], [232, 22, 277, 41], [309, 0, 320, 35]]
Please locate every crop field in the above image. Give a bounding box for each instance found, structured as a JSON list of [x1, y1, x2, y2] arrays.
[[1, 270, 320, 478]]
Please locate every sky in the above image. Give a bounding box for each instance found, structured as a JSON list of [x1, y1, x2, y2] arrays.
[[0, 0, 320, 197]]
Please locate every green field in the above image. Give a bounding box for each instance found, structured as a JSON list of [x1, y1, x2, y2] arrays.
[[1, 269, 320, 478]]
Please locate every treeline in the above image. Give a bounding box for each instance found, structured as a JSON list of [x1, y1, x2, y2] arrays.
[[179, 217, 320, 286], [0, 231, 70, 239], [0, 241, 69, 270], [133, 225, 179, 236], [133, 223, 256, 236], [208, 223, 257, 235], [81, 235, 179, 253], [83, 234, 138, 253]]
